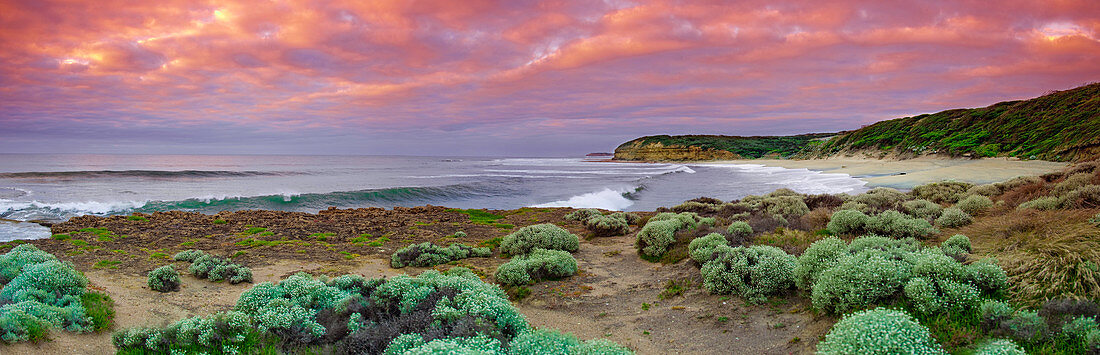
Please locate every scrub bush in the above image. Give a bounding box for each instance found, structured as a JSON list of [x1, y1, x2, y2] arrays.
[[648, 212, 701, 228], [0, 245, 99, 343], [609, 212, 640, 225], [973, 338, 1026, 355], [1003, 310, 1047, 343], [826, 209, 869, 235], [968, 261, 1009, 294], [726, 222, 752, 238], [760, 196, 810, 219], [508, 329, 632, 355], [688, 233, 730, 263], [903, 199, 943, 219], [968, 184, 1003, 197], [852, 187, 909, 211], [817, 308, 945, 355], [942, 234, 971, 260], [1017, 196, 1063, 210], [180, 251, 251, 284], [793, 237, 847, 290], [583, 214, 630, 237], [911, 181, 973, 204], [866, 210, 939, 239], [936, 207, 973, 228], [636, 213, 700, 258], [672, 201, 721, 214], [0, 244, 57, 284], [811, 249, 912, 314], [564, 209, 602, 222], [500, 224, 579, 255], [495, 249, 578, 286], [956, 194, 994, 215], [390, 242, 491, 268], [700, 245, 795, 303], [147, 265, 180, 293], [1063, 316, 1100, 340]]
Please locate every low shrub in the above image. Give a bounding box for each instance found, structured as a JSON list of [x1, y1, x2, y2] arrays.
[[811, 248, 912, 314], [0, 245, 100, 343], [903, 199, 943, 219], [973, 338, 1026, 355], [1062, 315, 1100, 340], [865, 210, 939, 239], [942, 234, 971, 261], [608, 212, 640, 225], [563, 209, 602, 222], [1065, 185, 1100, 208], [968, 184, 1003, 197], [1003, 310, 1048, 344], [852, 187, 909, 212], [499, 224, 579, 256], [636, 213, 701, 258], [726, 221, 752, 239], [495, 249, 578, 286], [671, 201, 721, 214], [817, 308, 945, 355], [759, 196, 810, 219], [804, 193, 846, 210], [793, 237, 847, 290], [508, 329, 632, 355], [688, 233, 730, 264], [1017, 196, 1063, 210], [936, 207, 973, 228], [583, 214, 630, 237], [911, 181, 973, 204], [1052, 173, 1094, 196], [176, 250, 251, 284], [956, 195, 994, 215], [390, 242, 491, 268], [1039, 298, 1100, 330], [147, 265, 180, 293], [700, 245, 795, 303], [1092, 213, 1100, 227], [826, 209, 869, 235]]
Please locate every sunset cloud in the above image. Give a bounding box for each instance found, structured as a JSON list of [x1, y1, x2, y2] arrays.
[[1, 0, 1099, 155]]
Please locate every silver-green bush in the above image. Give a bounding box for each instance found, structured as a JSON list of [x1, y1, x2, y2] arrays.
[[956, 194, 994, 215], [811, 249, 912, 314], [903, 199, 943, 219], [583, 214, 630, 237], [187, 253, 252, 284], [866, 210, 939, 239], [726, 221, 752, 238], [911, 181, 973, 204], [636, 214, 699, 258], [688, 233, 729, 264], [500, 223, 580, 255], [390, 242, 491, 268], [973, 338, 1026, 355], [564, 209, 602, 222], [0, 245, 94, 342], [816, 308, 945, 355], [508, 328, 632, 355], [495, 248, 578, 286], [826, 210, 870, 235], [793, 237, 847, 291], [700, 245, 795, 303], [1017, 196, 1063, 210], [936, 207, 973, 228], [968, 183, 1002, 197], [853, 187, 909, 211], [147, 265, 180, 293]]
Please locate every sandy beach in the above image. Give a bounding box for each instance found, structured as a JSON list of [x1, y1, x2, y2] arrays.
[[704, 157, 1069, 189]]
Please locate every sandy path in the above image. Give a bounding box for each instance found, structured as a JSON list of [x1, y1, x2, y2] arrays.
[[701, 157, 1066, 189]]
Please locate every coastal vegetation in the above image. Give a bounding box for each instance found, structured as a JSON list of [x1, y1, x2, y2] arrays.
[[614, 82, 1100, 162]]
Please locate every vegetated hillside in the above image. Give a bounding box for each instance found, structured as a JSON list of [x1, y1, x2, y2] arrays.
[[614, 82, 1100, 162], [813, 82, 1100, 161], [613, 133, 834, 161]]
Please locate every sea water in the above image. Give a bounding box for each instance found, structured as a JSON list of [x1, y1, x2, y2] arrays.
[[0, 154, 868, 241]]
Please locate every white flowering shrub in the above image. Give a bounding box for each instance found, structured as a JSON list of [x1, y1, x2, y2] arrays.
[[172, 249, 206, 262], [701, 245, 796, 303], [793, 237, 847, 291], [847, 235, 920, 257], [973, 338, 1026, 355], [816, 308, 945, 355], [688, 233, 729, 263], [956, 194, 994, 215], [811, 249, 912, 314], [936, 207, 973, 228], [0, 245, 95, 343], [866, 210, 939, 239], [1063, 316, 1100, 339], [826, 209, 870, 235], [635, 220, 683, 258], [508, 328, 632, 355], [390, 242, 491, 268], [967, 261, 1009, 294], [942, 234, 971, 260], [500, 224, 579, 255], [584, 214, 630, 237], [187, 253, 252, 284], [495, 248, 577, 286], [147, 265, 180, 293], [564, 209, 602, 222], [903, 199, 943, 219], [111, 311, 254, 353]]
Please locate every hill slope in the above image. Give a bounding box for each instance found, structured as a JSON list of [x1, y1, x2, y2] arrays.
[[614, 83, 1100, 162]]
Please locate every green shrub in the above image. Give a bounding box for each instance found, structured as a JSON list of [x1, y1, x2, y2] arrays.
[[146, 265, 180, 292], [853, 187, 909, 211], [817, 308, 945, 355], [1017, 196, 1063, 210], [688, 233, 729, 263], [455, 231, 467, 238], [672, 201, 721, 213], [811, 249, 912, 314], [968, 260, 1009, 294], [112, 311, 256, 353], [1091, 213, 1100, 227], [649, 212, 701, 227], [636, 220, 684, 258], [903, 199, 943, 219], [997, 176, 1041, 191], [609, 212, 640, 225], [866, 210, 939, 239], [936, 207, 973, 228], [390, 242, 490, 268], [0, 245, 99, 343], [584, 214, 629, 237], [942, 234, 971, 260], [508, 328, 632, 355], [968, 184, 1002, 197], [564, 209, 602, 222], [81, 291, 114, 331], [500, 224, 579, 255], [1063, 315, 1100, 339], [956, 194, 994, 215], [826, 209, 870, 235], [181, 252, 251, 284], [973, 338, 1026, 355], [1052, 173, 1094, 196], [726, 222, 752, 238], [495, 248, 578, 286], [760, 196, 810, 218], [838, 201, 873, 214], [700, 245, 795, 303], [1004, 310, 1047, 343], [911, 181, 973, 204], [793, 237, 847, 291], [980, 300, 1015, 330], [1065, 184, 1100, 208], [0, 244, 58, 284]]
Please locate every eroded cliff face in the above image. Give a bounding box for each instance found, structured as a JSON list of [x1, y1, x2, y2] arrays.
[[613, 141, 739, 161]]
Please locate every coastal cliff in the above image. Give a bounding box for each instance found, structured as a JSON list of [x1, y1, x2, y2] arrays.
[[614, 82, 1100, 162]]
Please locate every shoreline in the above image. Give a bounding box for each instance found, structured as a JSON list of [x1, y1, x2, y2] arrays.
[[612, 157, 1068, 189]]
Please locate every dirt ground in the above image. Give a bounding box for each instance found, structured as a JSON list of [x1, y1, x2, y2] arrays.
[[5, 207, 836, 354]]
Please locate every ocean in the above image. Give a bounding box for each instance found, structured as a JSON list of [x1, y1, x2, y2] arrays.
[[0, 154, 868, 241]]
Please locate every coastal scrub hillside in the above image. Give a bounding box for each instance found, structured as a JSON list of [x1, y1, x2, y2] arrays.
[[614, 82, 1100, 162]]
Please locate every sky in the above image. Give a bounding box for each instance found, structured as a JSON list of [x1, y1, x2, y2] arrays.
[[1, 0, 1099, 156]]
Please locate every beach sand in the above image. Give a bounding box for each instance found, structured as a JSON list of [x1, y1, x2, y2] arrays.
[[706, 157, 1068, 189]]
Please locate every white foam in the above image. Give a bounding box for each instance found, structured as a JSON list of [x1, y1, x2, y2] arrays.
[[532, 188, 635, 211], [0, 199, 147, 215]]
